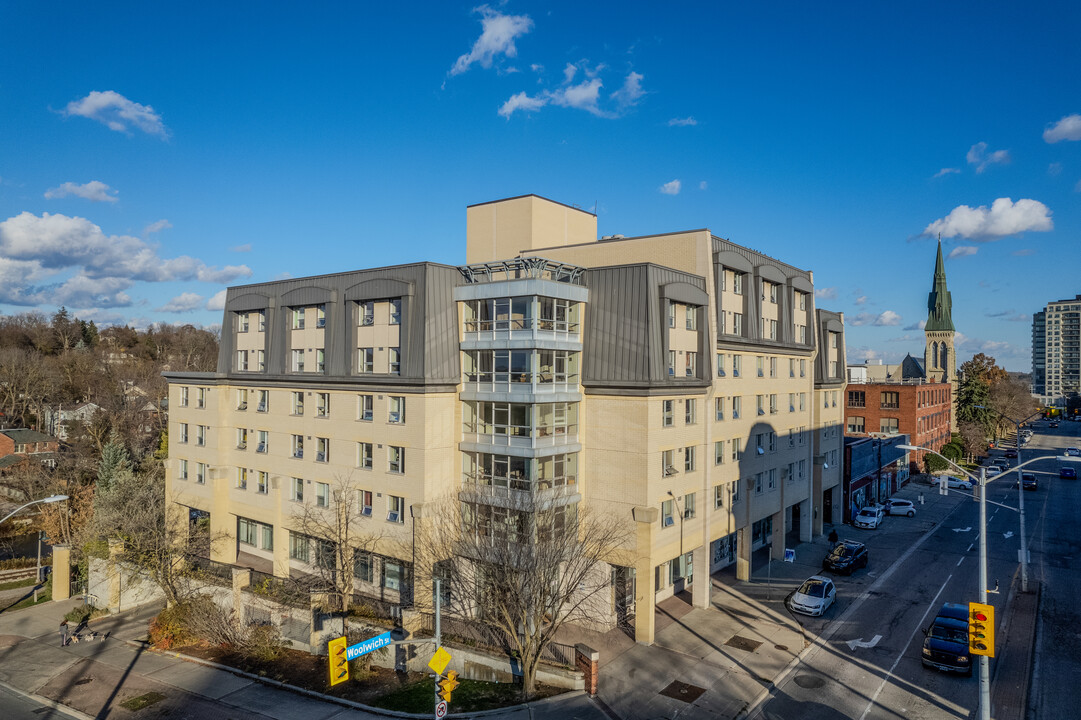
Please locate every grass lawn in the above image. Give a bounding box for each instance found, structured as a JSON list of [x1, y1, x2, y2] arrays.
[[0, 577, 38, 592], [371, 676, 561, 714], [1, 582, 51, 612]]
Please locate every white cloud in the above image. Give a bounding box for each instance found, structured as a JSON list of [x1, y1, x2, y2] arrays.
[[563, 63, 577, 83], [0, 211, 251, 309], [966, 142, 1011, 173], [1043, 114, 1081, 143], [659, 180, 681, 195], [815, 287, 837, 300], [157, 292, 204, 313], [206, 289, 228, 311], [903, 319, 926, 331], [850, 310, 901, 327], [933, 167, 960, 178], [62, 90, 168, 137], [850, 347, 881, 362], [854, 295, 867, 306], [611, 72, 644, 110], [44, 180, 118, 203], [230, 243, 252, 252], [530, 63, 544, 73], [699, 181, 707, 190], [498, 91, 548, 118], [144, 219, 172, 235], [450, 6, 533, 76], [947, 245, 978, 259], [1048, 162, 1062, 176], [923, 198, 1053, 240], [668, 117, 697, 127], [550, 78, 604, 115]]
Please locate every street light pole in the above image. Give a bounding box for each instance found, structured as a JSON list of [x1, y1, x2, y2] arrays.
[[0, 494, 69, 526], [977, 465, 990, 720]]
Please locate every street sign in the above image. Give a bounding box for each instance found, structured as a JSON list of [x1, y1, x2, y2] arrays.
[[345, 631, 392, 661], [435, 700, 448, 718], [783, 548, 795, 563], [428, 646, 452, 675]]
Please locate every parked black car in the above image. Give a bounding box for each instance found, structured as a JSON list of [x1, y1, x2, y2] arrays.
[[1022, 473, 1038, 490], [823, 539, 869, 575], [1004, 449, 1018, 458]]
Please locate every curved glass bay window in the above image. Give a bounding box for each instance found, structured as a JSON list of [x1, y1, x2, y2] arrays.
[[462, 451, 578, 494], [463, 349, 578, 390], [462, 296, 580, 337]]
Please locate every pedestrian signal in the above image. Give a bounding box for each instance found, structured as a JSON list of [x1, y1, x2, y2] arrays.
[[438, 670, 460, 702]]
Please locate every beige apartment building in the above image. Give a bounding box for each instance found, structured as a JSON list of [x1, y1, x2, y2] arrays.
[[165, 194, 845, 645]]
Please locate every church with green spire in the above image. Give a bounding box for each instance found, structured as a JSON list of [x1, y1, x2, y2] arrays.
[[923, 238, 957, 429]]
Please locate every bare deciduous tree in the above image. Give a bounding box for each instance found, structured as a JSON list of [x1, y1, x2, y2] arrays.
[[416, 494, 628, 698], [987, 374, 1040, 435]]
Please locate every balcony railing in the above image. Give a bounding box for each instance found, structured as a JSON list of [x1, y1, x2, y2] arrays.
[[463, 371, 579, 394]]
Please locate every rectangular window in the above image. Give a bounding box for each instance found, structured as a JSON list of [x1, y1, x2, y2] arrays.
[[239, 518, 257, 546], [291, 349, 305, 373], [389, 347, 401, 375], [716, 353, 726, 377], [755, 472, 763, 495], [237, 350, 249, 371], [732, 354, 742, 377], [236, 468, 248, 490], [799, 292, 807, 311], [387, 495, 405, 524], [731, 479, 740, 503], [684, 446, 696, 472], [196, 462, 206, 484], [668, 304, 676, 328], [757, 395, 765, 416], [354, 552, 374, 582], [881, 391, 900, 409], [316, 437, 329, 463], [292, 391, 304, 415], [238, 312, 250, 332], [685, 399, 696, 424], [733, 273, 744, 295], [360, 301, 375, 326], [257, 471, 268, 494], [178, 459, 188, 479], [357, 442, 373, 469], [667, 350, 676, 377], [800, 392, 807, 411], [732, 395, 741, 419], [800, 359, 806, 377], [715, 484, 724, 509], [197, 387, 206, 409], [662, 449, 676, 476], [316, 392, 329, 417], [715, 440, 725, 465], [662, 400, 674, 427], [358, 394, 373, 421], [316, 482, 330, 508], [358, 348, 374, 373], [661, 499, 675, 527], [292, 434, 303, 459], [178, 423, 188, 444], [289, 532, 309, 562], [684, 492, 696, 518], [685, 351, 697, 377], [733, 313, 743, 335], [179, 387, 189, 407], [731, 441, 743, 462], [880, 417, 900, 433], [769, 357, 777, 378], [769, 394, 778, 414], [389, 396, 405, 424], [316, 349, 325, 373], [715, 397, 724, 421], [236, 427, 248, 450], [848, 390, 865, 407], [237, 389, 248, 411], [390, 299, 402, 325], [847, 416, 865, 433], [292, 308, 305, 330], [196, 425, 206, 447], [768, 468, 777, 490], [789, 393, 796, 412], [257, 311, 266, 332], [291, 477, 304, 503], [257, 430, 268, 453], [316, 304, 326, 328], [756, 356, 764, 377], [686, 306, 697, 330], [388, 446, 405, 474], [358, 490, 373, 517]]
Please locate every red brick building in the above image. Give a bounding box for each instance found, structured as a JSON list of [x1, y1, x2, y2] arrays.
[[843, 381, 951, 472], [0, 428, 60, 473]]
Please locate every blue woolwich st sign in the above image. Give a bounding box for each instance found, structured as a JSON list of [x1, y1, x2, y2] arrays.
[[346, 631, 392, 660]]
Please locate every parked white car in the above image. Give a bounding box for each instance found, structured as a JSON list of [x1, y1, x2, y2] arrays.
[[942, 476, 974, 490], [854, 505, 885, 529], [885, 499, 917, 517], [789, 575, 836, 616]]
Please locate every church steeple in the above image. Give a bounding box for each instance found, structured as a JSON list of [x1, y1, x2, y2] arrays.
[[925, 237, 954, 332]]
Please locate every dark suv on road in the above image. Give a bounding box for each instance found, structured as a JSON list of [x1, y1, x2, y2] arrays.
[[822, 539, 869, 575], [922, 602, 972, 675]]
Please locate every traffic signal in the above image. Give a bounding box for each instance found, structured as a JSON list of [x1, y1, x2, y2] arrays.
[[968, 602, 995, 657], [438, 670, 460, 702], [328, 636, 349, 686]]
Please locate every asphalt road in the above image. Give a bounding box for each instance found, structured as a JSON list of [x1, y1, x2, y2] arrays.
[[751, 421, 1073, 720], [0, 683, 79, 720]]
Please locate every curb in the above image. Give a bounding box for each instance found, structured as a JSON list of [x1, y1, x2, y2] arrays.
[[120, 638, 585, 719], [0, 678, 96, 720]]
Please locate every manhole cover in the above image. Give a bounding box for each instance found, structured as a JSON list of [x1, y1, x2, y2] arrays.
[[794, 674, 826, 689], [74, 678, 93, 686], [724, 635, 762, 652], [659, 680, 707, 703]]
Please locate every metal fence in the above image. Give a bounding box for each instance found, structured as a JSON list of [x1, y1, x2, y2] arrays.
[[185, 555, 234, 587], [246, 569, 317, 609]]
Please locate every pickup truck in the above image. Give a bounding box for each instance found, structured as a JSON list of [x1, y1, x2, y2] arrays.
[[922, 602, 972, 675]]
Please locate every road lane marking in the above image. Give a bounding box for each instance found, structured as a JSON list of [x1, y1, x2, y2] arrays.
[[846, 635, 883, 651], [952, 527, 972, 533], [857, 573, 953, 720], [956, 556, 965, 566]]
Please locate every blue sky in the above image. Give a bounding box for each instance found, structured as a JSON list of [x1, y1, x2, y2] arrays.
[[2, 1, 1079, 371]]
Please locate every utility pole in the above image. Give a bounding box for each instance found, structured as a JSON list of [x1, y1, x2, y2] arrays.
[[978, 465, 990, 720]]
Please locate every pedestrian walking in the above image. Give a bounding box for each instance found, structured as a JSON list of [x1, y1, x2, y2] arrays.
[[59, 619, 69, 647], [827, 528, 838, 550]]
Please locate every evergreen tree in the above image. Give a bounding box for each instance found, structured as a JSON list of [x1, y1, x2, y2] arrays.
[[97, 430, 132, 493]]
